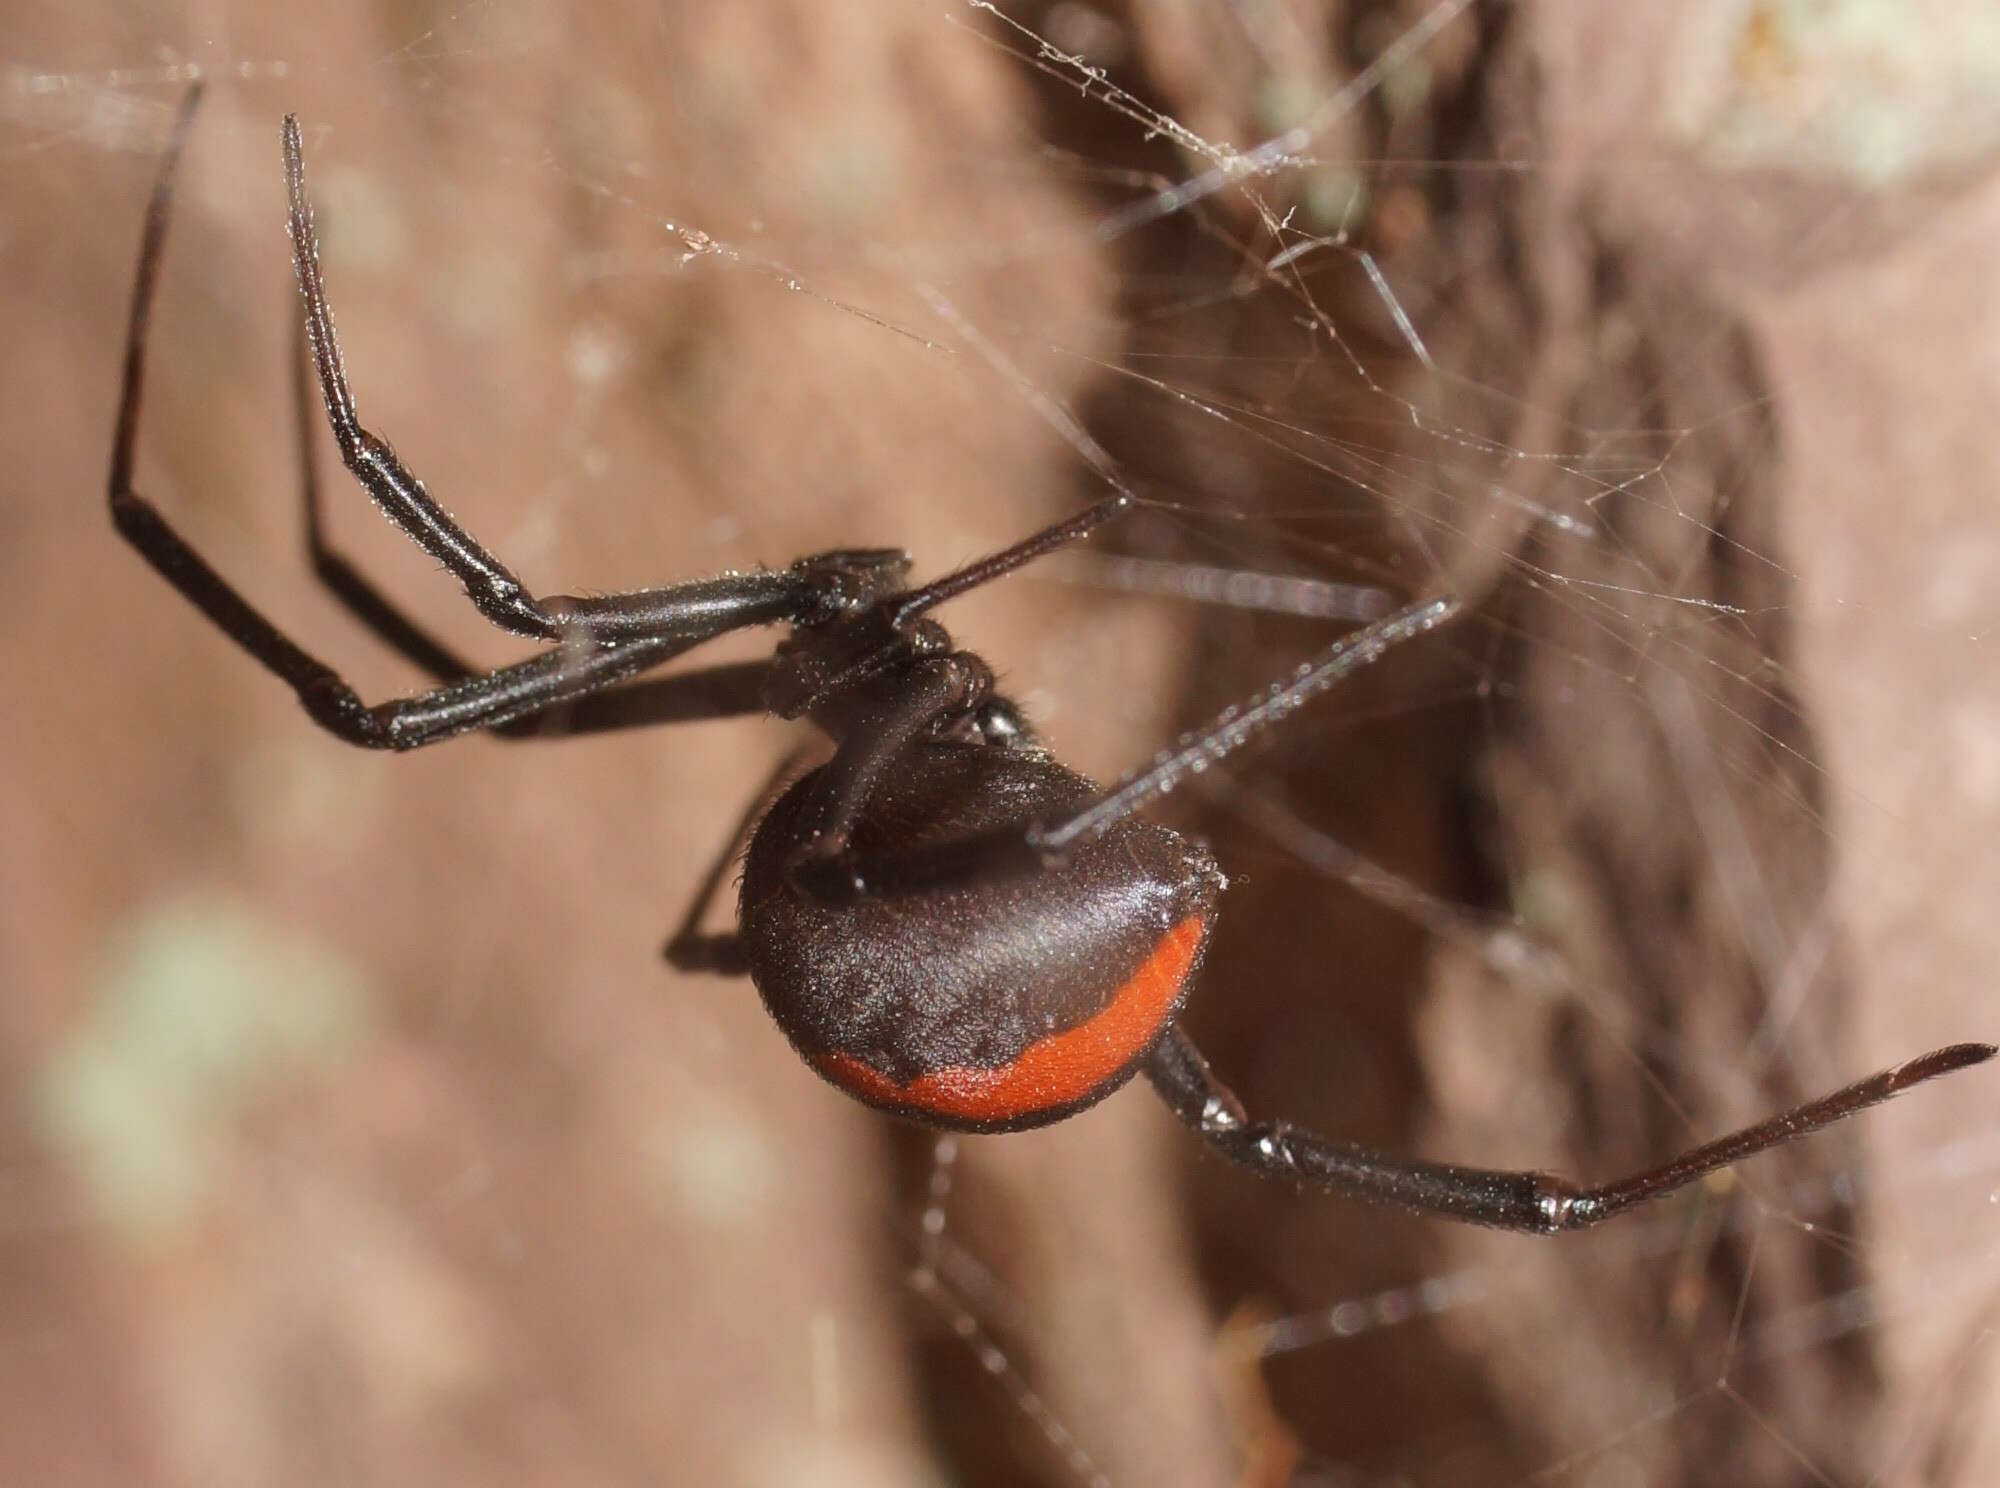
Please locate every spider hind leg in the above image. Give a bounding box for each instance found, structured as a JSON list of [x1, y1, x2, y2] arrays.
[[1147, 1027, 1994, 1232]]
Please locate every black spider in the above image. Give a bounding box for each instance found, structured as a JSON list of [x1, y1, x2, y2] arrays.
[[108, 87, 1992, 1233]]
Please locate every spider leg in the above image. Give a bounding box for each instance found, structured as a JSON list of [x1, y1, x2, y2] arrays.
[[130, 459, 712, 748], [285, 308, 483, 680], [783, 595, 1461, 903], [1146, 1027, 1994, 1232], [1030, 594, 1460, 858], [285, 312, 774, 738], [280, 114, 880, 646], [665, 746, 815, 974], [108, 90, 787, 750], [507, 662, 775, 736], [780, 655, 995, 892]]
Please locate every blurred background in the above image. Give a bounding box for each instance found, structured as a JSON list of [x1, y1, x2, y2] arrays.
[[3, 2, 1997, 1484]]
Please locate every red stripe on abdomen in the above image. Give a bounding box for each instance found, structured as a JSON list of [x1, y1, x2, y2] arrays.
[[816, 914, 1205, 1126]]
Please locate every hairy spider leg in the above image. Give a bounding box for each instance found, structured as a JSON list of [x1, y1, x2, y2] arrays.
[[1148, 1028, 1995, 1233]]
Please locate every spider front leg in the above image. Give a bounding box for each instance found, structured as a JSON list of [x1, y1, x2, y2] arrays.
[[109, 90, 894, 748], [1146, 1027, 1994, 1232], [286, 313, 776, 739], [277, 113, 831, 647]]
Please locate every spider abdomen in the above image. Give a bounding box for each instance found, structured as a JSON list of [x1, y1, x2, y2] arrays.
[[739, 744, 1223, 1132]]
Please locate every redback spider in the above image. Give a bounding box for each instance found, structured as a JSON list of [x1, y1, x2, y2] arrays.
[[108, 88, 1993, 1233]]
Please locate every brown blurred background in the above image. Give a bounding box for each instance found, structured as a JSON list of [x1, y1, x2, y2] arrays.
[[3, 3, 1997, 1485]]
